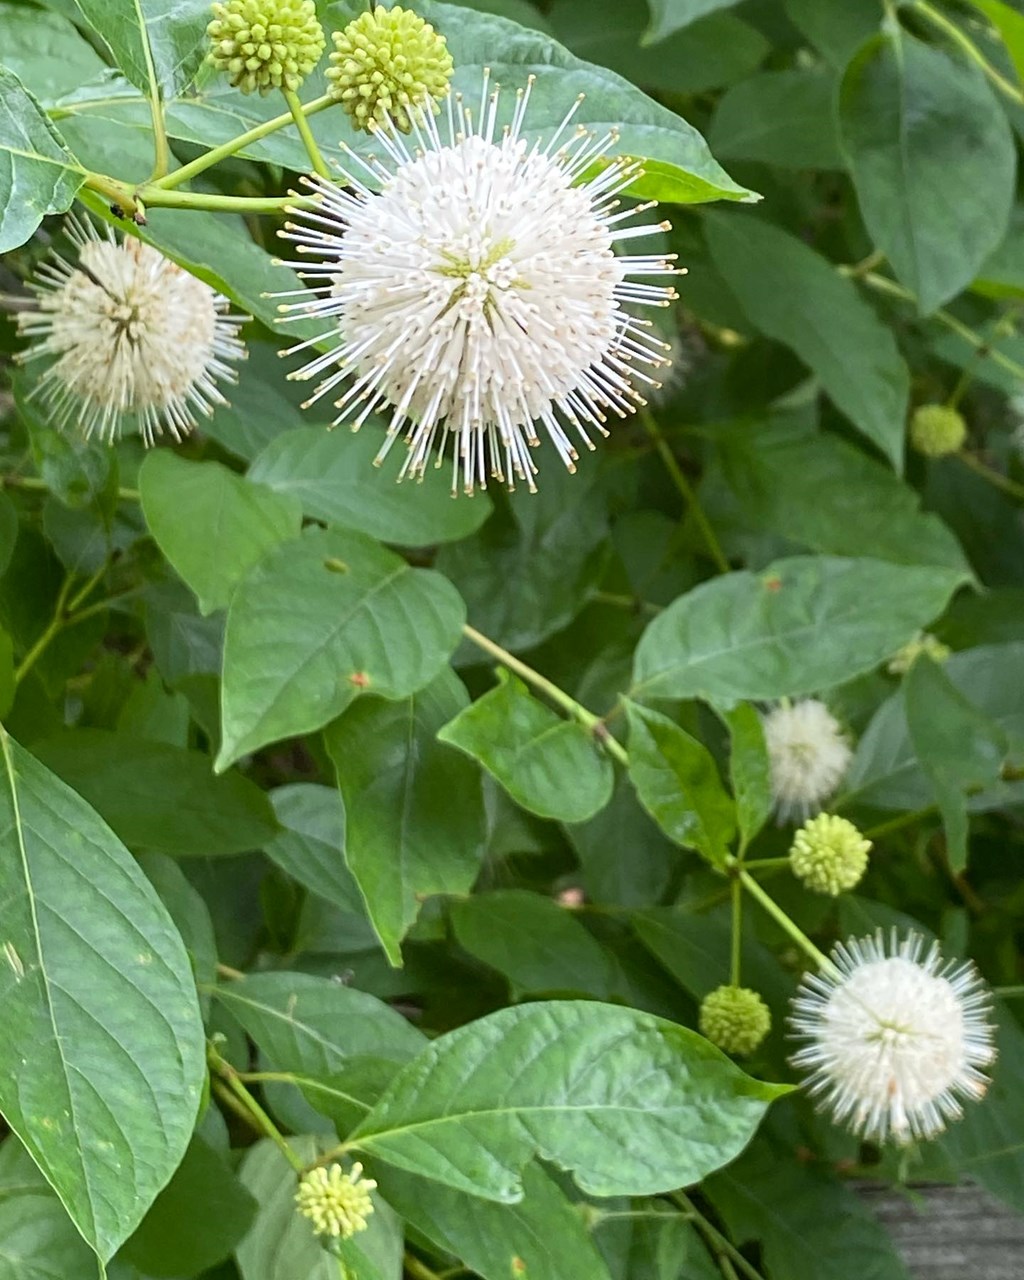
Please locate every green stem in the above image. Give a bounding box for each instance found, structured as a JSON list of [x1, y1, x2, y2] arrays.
[[909, 0, 1024, 105], [283, 87, 331, 179], [591, 590, 662, 615], [147, 94, 171, 182], [461, 623, 631, 768], [2, 475, 140, 502], [669, 1193, 766, 1280], [81, 171, 313, 217], [730, 878, 742, 986], [856, 271, 1024, 382], [741, 856, 791, 871], [862, 807, 934, 840], [737, 869, 833, 971], [207, 1044, 304, 1172], [405, 1256, 443, 1280], [150, 92, 336, 191], [959, 451, 1024, 502], [13, 573, 76, 687], [640, 410, 730, 574], [995, 985, 1024, 998]]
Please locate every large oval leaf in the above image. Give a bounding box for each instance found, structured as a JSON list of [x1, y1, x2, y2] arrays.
[[217, 527, 465, 769], [351, 1000, 788, 1200], [631, 556, 968, 706], [839, 30, 1016, 314], [0, 728, 206, 1262], [74, 0, 210, 96]]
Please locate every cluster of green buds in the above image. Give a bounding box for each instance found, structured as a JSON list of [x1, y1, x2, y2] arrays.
[[295, 1162, 377, 1239], [789, 813, 872, 897], [887, 630, 951, 675], [699, 985, 772, 1057], [910, 404, 967, 458], [206, 0, 454, 132]]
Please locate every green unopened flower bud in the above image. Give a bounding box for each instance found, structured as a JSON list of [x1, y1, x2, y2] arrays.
[[327, 4, 454, 133], [295, 1162, 376, 1239], [910, 404, 967, 458], [789, 813, 871, 897], [887, 630, 951, 676], [699, 985, 771, 1057], [207, 0, 325, 95]]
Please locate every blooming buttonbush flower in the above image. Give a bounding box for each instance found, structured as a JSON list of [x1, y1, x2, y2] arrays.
[[762, 699, 852, 823]]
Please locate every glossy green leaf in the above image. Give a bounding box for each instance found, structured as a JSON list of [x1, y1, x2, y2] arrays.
[[237, 1138, 403, 1280], [139, 453, 302, 616], [74, 0, 210, 95], [721, 703, 773, 849], [839, 30, 1016, 313], [437, 466, 609, 652], [625, 701, 735, 866], [351, 1000, 787, 1200], [137, 853, 218, 1005], [0, 727, 206, 1262], [450, 889, 620, 997], [264, 784, 363, 917], [704, 214, 910, 467], [248, 425, 491, 546], [716, 427, 969, 570], [0, 66, 83, 254], [378, 1162, 615, 1280], [324, 670, 487, 965], [643, 0, 741, 43], [709, 69, 843, 169], [0, 1184, 97, 1280], [438, 668, 613, 824], [32, 730, 278, 856], [120, 1135, 258, 1278], [632, 556, 967, 706], [705, 1130, 911, 1280], [0, 8, 107, 103], [903, 657, 1008, 872], [218, 526, 465, 769]]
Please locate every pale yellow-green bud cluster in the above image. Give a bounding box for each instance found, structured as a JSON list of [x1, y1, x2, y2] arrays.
[[887, 630, 951, 676], [295, 1162, 376, 1239], [327, 4, 454, 133], [789, 813, 871, 897], [207, 0, 325, 95], [699, 985, 771, 1057], [910, 404, 967, 458]]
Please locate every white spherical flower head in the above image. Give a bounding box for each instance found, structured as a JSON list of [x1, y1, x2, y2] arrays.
[[275, 73, 681, 493], [17, 217, 246, 444], [762, 698, 851, 822], [791, 931, 996, 1144]]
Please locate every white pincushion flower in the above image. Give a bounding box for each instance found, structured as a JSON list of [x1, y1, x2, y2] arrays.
[[275, 73, 681, 493], [762, 698, 851, 822], [790, 931, 996, 1144], [16, 217, 246, 444]]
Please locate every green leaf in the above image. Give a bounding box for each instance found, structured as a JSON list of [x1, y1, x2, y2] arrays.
[[703, 213, 910, 467], [438, 669, 613, 824], [704, 1130, 911, 1280], [137, 853, 218, 1006], [351, 1000, 787, 1200], [120, 1135, 258, 1279], [0, 8, 108, 104], [437, 466, 609, 653], [567, 776, 677, 907], [709, 69, 843, 169], [631, 556, 967, 706], [264, 784, 364, 917], [378, 1162, 615, 1280], [965, 0, 1024, 84], [74, 0, 210, 96], [248, 425, 491, 546], [218, 526, 465, 769], [236, 1138, 403, 1280], [903, 657, 1008, 871], [0, 66, 83, 254], [0, 727, 206, 1262], [32, 730, 278, 856], [644, 0, 743, 45], [324, 670, 487, 965], [450, 889, 620, 997], [0, 1184, 97, 1279], [213, 972, 426, 1131], [784, 0, 880, 67], [721, 703, 773, 849], [0, 492, 16, 580], [139, 453, 303, 616], [839, 30, 1016, 313], [716, 426, 970, 570], [624, 701, 736, 867]]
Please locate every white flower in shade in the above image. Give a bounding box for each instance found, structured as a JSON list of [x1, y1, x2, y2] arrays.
[[762, 699, 851, 822], [274, 72, 681, 493], [16, 217, 246, 444], [790, 931, 996, 1144]]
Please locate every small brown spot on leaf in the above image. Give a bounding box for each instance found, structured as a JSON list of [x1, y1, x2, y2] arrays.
[[324, 557, 349, 573], [511, 1258, 526, 1276], [349, 671, 371, 688], [763, 575, 782, 592]]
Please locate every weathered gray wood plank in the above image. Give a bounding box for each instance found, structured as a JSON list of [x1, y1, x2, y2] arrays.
[[856, 1183, 1024, 1279]]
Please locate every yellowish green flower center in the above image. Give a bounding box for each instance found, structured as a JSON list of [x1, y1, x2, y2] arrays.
[[910, 404, 967, 458], [789, 813, 872, 897], [699, 985, 771, 1057], [294, 1162, 376, 1239]]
